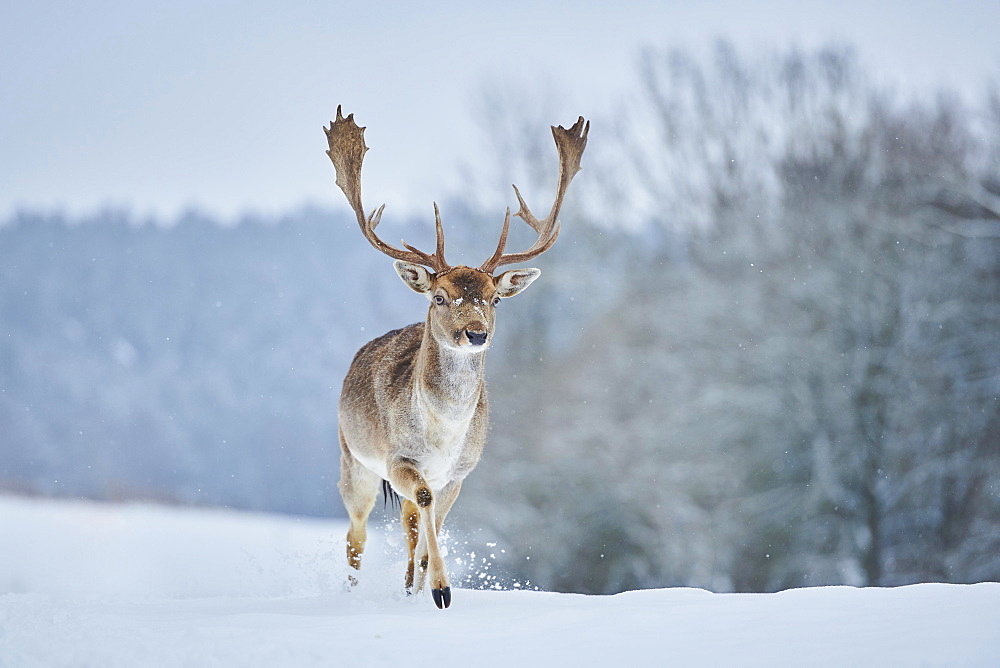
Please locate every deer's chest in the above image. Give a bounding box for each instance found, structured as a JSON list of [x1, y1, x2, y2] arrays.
[[416, 407, 474, 490]]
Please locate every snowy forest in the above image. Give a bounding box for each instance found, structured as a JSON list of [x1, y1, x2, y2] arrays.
[[2, 44, 999, 595]]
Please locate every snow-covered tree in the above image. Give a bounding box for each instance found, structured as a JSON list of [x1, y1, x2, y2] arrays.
[[462, 43, 1000, 593]]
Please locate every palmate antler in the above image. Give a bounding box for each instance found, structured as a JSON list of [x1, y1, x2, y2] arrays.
[[325, 108, 588, 275], [324, 106, 450, 273], [479, 116, 590, 274]]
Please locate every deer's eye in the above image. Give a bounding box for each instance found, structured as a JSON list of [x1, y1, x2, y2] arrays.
[[434, 295, 447, 306], [492, 296, 501, 307]]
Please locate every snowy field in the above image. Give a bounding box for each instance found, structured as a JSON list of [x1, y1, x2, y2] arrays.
[[1, 495, 998, 667]]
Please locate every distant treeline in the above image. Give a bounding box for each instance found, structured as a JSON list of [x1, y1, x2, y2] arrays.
[[0, 206, 430, 515]]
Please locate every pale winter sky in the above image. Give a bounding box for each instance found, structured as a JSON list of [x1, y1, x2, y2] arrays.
[[2, 0, 998, 221]]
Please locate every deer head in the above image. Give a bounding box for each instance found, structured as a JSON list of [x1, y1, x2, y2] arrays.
[[391, 261, 536, 352], [323, 106, 588, 351]]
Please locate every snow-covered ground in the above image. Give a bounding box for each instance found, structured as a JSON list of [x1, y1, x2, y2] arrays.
[[1, 495, 997, 666]]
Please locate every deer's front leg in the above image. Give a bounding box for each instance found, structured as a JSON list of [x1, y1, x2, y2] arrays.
[[400, 498, 420, 592], [411, 479, 462, 593], [389, 458, 451, 609]]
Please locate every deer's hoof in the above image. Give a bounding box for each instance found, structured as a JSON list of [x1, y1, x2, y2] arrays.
[[432, 586, 452, 609]]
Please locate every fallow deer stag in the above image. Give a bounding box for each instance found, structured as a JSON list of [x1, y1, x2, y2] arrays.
[[324, 106, 588, 609]]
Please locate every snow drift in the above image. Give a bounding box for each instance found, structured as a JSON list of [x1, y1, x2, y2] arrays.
[[1, 495, 997, 666]]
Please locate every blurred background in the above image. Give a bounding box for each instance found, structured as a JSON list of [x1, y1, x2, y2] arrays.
[[2, 1, 999, 593]]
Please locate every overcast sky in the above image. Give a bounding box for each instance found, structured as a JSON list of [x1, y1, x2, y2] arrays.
[[2, 0, 999, 222]]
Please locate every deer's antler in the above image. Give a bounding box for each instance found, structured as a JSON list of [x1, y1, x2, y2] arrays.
[[324, 106, 449, 273], [479, 116, 589, 273]]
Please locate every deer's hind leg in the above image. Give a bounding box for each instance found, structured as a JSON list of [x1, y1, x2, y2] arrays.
[[337, 427, 380, 581]]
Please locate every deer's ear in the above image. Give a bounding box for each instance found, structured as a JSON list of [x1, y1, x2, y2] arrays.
[[494, 268, 541, 298], [394, 260, 434, 294]]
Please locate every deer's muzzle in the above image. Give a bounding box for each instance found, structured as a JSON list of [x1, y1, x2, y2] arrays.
[[465, 330, 488, 346]]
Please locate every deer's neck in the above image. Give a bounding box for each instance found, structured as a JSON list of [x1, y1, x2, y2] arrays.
[[414, 325, 485, 415]]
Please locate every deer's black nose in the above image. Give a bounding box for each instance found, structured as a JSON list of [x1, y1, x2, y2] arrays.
[[466, 330, 488, 346]]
